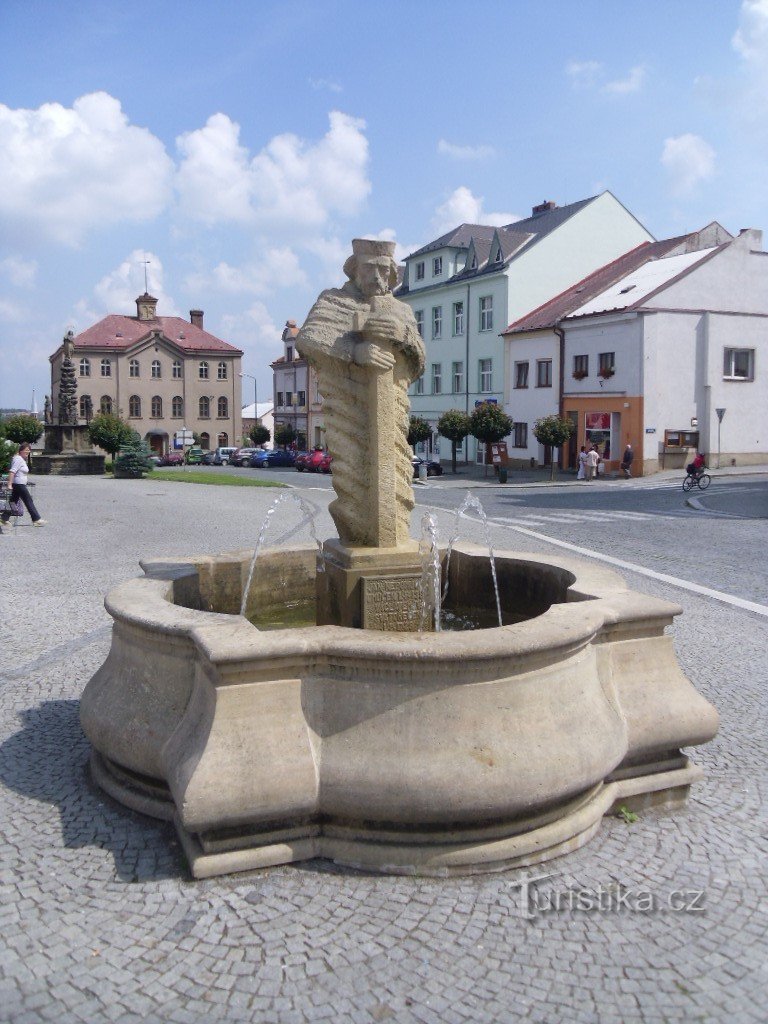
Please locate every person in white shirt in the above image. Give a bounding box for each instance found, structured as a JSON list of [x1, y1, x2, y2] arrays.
[[585, 446, 600, 481], [577, 445, 587, 480], [1, 443, 46, 529]]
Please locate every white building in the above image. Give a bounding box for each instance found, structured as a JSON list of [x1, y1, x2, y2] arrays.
[[396, 193, 654, 463]]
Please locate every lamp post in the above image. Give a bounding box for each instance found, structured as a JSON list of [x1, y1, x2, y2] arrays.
[[239, 371, 258, 444]]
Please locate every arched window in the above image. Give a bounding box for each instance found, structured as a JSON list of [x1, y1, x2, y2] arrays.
[[199, 361, 209, 380], [101, 358, 112, 377], [217, 432, 228, 446], [199, 396, 210, 418], [172, 396, 183, 418], [79, 395, 90, 417], [199, 432, 210, 450], [79, 358, 91, 377], [100, 395, 113, 415], [172, 359, 183, 379], [129, 395, 141, 418], [217, 396, 228, 418], [151, 396, 162, 418], [129, 359, 140, 378], [151, 359, 162, 379], [217, 361, 228, 380]]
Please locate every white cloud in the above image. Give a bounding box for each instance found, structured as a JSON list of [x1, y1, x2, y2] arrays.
[[661, 134, 716, 195], [0, 92, 174, 246], [220, 301, 280, 351], [566, 60, 603, 88], [175, 110, 370, 230], [437, 139, 495, 161], [90, 250, 180, 317], [309, 77, 343, 94], [0, 298, 27, 323], [604, 65, 646, 94], [0, 256, 37, 288], [733, 0, 768, 62], [432, 187, 518, 234], [186, 248, 307, 296]]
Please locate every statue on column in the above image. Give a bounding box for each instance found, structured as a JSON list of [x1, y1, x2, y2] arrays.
[[43, 395, 52, 425], [58, 330, 79, 425], [297, 239, 425, 548]]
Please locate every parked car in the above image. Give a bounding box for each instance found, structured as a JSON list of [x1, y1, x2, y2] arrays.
[[148, 453, 163, 466], [250, 448, 296, 468], [185, 446, 205, 465], [231, 447, 262, 467], [306, 449, 328, 472], [318, 453, 333, 474], [158, 451, 184, 466], [293, 451, 312, 471], [212, 446, 237, 465], [412, 456, 443, 478]]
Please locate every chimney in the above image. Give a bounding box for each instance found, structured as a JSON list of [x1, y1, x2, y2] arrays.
[[190, 309, 204, 329], [136, 293, 158, 320], [532, 200, 558, 215]]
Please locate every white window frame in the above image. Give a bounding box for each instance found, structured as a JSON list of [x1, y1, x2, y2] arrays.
[[172, 359, 183, 379], [151, 395, 162, 418], [217, 361, 228, 381], [432, 363, 442, 395], [415, 375, 424, 396], [479, 358, 492, 393], [151, 359, 162, 379], [414, 310, 424, 338], [199, 396, 211, 418], [100, 358, 112, 378], [217, 396, 228, 418], [479, 296, 493, 332], [199, 361, 209, 380], [172, 396, 183, 418], [415, 261, 425, 281], [432, 306, 442, 339], [129, 359, 140, 378], [79, 358, 90, 378], [452, 361, 464, 394], [432, 256, 443, 277], [453, 301, 464, 336], [514, 362, 529, 389], [536, 359, 553, 388], [723, 347, 755, 381]]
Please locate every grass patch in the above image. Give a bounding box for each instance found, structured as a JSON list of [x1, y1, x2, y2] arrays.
[[148, 470, 284, 488]]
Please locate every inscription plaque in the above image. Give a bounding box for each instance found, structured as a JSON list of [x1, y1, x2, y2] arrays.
[[361, 574, 428, 632]]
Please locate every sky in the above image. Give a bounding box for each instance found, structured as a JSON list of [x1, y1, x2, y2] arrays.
[[1, 0, 767, 409]]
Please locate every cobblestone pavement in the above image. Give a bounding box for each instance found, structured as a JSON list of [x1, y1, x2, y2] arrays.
[[0, 475, 765, 1024]]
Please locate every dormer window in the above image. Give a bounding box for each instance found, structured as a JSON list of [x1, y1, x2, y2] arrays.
[[494, 247, 503, 262], [470, 254, 477, 269], [415, 261, 425, 281], [433, 256, 443, 277]]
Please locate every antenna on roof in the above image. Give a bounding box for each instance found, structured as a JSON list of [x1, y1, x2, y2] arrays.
[[142, 256, 151, 293]]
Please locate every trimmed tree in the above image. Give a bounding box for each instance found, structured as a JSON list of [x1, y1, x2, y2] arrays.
[[437, 409, 471, 474], [249, 423, 271, 447], [274, 423, 296, 449], [407, 416, 432, 452], [533, 414, 575, 480], [88, 412, 134, 467], [113, 432, 155, 479], [3, 413, 43, 446], [469, 404, 513, 475]]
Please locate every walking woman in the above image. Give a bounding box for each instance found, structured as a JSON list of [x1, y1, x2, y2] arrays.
[[1, 443, 46, 530]]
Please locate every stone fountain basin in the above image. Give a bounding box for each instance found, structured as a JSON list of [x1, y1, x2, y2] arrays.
[[81, 542, 718, 878]]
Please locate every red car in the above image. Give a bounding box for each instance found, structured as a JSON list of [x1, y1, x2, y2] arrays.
[[294, 451, 311, 471], [319, 453, 332, 473], [306, 449, 328, 472], [159, 451, 184, 466]]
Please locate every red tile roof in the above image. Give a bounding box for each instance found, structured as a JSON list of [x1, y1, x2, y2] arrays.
[[68, 314, 243, 354]]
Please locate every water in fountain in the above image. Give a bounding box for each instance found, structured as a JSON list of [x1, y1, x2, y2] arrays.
[[418, 511, 442, 632], [240, 491, 325, 618], [441, 492, 503, 628]]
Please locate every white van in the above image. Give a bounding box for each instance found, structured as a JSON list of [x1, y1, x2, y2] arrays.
[[212, 446, 237, 465]]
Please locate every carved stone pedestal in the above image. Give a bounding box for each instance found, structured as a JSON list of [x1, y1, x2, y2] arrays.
[[317, 538, 430, 631]]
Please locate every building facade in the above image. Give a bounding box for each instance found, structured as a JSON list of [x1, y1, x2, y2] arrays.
[[396, 192, 655, 463], [271, 319, 323, 449], [50, 294, 243, 455]]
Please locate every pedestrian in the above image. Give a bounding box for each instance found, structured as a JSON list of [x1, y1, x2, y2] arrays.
[[577, 445, 587, 480], [585, 445, 599, 481], [621, 443, 634, 479], [0, 443, 46, 530]]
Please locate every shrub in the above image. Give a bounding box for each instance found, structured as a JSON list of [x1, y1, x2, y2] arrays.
[[113, 433, 154, 479], [249, 423, 271, 446], [3, 413, 43, 446], [274, 423, 296, 448], [407, 416, 432, 450], [533, 414, 575, 480], [88, 413, 134, 461]]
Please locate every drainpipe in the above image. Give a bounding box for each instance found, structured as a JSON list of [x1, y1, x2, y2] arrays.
[[555, 323, 566, 469]]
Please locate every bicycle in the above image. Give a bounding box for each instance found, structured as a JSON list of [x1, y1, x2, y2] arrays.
[[682, 470, 711, 491]]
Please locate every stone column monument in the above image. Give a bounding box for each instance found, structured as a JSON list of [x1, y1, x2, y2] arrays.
[[297, 239, 427, 629]]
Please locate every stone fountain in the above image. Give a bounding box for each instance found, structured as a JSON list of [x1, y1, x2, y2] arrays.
[[81, 240, 718, 879]]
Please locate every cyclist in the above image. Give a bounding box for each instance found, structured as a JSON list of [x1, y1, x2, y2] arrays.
[[686, 452, 706, 477]]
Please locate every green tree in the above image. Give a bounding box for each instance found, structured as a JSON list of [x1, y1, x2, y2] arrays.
[[469, 403, 513, 476], [88, 412, 134, 464], [113, 432, 154, 479], [0, 419, 15, 475], [437, 409, 471, 474], [407, 416, 432, 451], [249, 423, 271, 446], [533, 414, 575, 480], [3, 413, 43, 446], [274, 423, 296, 448]]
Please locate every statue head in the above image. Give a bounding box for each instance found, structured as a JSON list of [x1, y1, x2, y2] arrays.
[[344, 239, 398, 297]]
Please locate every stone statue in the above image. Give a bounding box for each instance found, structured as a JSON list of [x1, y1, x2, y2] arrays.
[[297, 239, 425, 548], [58, 330, 79, 425], [43, 395, 52, 425]]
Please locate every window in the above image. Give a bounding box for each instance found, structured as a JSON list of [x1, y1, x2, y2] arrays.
[[172, 396, 183, 418], [199, 432, 210, 450], [217, 361, 228, 380], [151, 396, 162, 418], [432, 256, 443, 277], [79, 358, 90, 377], [470, 253, 477, 269], [452, 361, 464, 393], [453, 301, 464, 335], [414, 310, 424, 337], [285, 390, 293, 407], [100, 395, 113, 415], [432, 363, 442, 394], [297, 390, 306, 407], [276, 391, 284, 407], [217, 396, 228, 418], [415, 375, 424, 395], [494, 246, 503, 263], [286, 346, 293, 362], [513, 422, 528, 448], [432, 306, 442, 339], [100, 358, 112, 377], [514, 362, 529, 389], [415, 261, 425, 281], [573, 354, 589, 378], [723, 348, 754, 380], [129, 359, 140, 378], [79, 395, 90, 418], [479, 358, 492, 393], [151, 359, 161, 379], [172, 359, 182, 379], [664, 429, 700, 448], [199, 396, 210, 418], [199, 361, 209, 380], [128, 395, 141, 418], [479, 296, 493, 331], [598, 352, 615, 377], [536, 359, 553, 388]]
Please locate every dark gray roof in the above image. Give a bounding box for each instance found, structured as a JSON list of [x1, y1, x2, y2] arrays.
[[409, 224, 498, 259]]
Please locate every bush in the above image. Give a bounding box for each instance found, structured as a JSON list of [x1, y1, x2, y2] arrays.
[[533, 414, 576, 480], [249, 423, 271, 446], [407, 416, 432, 450], [3, 413, 43, 446], [113, 433, 154, 479], [88, 412, 134, 460], [437, 410, 471, 474], [274, 423, 296, 448], [469, 403, 513, 446]]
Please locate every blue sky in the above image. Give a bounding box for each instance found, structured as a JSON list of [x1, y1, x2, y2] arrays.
[[1, 0, 766, 408]]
